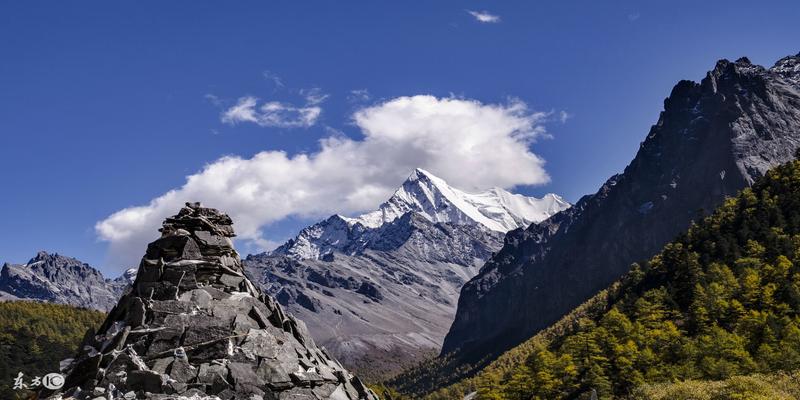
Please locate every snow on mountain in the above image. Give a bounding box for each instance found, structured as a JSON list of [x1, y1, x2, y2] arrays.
[[248, 168, 568, 378], [116, 267, 138, 284], [273, 168, 570, 260], [346, 168, 568, 231]]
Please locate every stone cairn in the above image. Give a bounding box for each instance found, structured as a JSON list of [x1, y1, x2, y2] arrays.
[[48, 203, 379, 400]]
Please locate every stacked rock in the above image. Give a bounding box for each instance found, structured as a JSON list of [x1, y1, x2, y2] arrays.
[[49, 203, 379, 400]]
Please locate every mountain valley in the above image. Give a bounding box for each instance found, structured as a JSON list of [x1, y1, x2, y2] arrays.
[[244, 168, 569, 380]]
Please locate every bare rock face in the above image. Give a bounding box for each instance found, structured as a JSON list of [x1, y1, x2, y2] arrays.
[[47, 203, 378, 400], [245, 213, 505, 381], [442, 54, 800, 370], [243, 169, 566, 381], [0, 252, 134, 311]]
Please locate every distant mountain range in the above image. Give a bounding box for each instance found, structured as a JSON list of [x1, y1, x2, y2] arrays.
[[0, 169, 568, 380], [244, 168, 569, 379], [10, 53, 796, 397], [0, 251, 135, 311], [438, 53, 800, 379]]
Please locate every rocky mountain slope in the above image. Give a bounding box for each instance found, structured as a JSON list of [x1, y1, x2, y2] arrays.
[[442, 54, 800, 369], [410, 156, 800, 399], [47, 202, 377, 400], [0, 251, 135, 311], [245, 169, 568, 380], [271, 168, 568, 260]]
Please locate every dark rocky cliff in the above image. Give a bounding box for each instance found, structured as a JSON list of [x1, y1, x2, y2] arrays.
[[442, 54, 800, 364]]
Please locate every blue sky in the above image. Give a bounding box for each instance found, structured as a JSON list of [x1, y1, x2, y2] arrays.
[[1, 1, 799, 275]]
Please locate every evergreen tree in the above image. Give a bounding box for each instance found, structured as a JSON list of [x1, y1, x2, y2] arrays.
[[446, 159, 800, 399]]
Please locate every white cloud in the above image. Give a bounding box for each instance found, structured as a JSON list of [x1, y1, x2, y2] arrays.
[[300, 87, 329, 105], [97, 95, 552, 269], [221, 96, 322, 128], [348, 89, 371, 103], [467, 10, 501, 23], [627, 13, 641, 22], [262, 70, 284, 88], [218, 72, 327, 128], [204, 94, 222, 107], [250, 238, 283, 253]]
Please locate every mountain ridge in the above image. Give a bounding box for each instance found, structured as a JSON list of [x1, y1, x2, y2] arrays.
[[348, 168, 569, 232], [271, 168, 569, 261], [245, 169, 568, 380], [423, 155, 800, 400], [0, 251, 135, 311], [440, 53, 800, 375]]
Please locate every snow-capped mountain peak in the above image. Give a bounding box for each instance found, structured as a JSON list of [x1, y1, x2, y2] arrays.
[[272, 168, 570, 260], [118, 267, 138, 284], [345, 168, 570, 232]]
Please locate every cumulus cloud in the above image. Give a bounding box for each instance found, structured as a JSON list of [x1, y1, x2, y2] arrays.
[[221, 96, 322, 128], [467, 10, 501, 23], [97, 95, 552, 269]]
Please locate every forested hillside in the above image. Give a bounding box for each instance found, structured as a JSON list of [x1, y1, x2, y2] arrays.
[[411, 157, 800, 399], [0, 301, 105, 399]]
